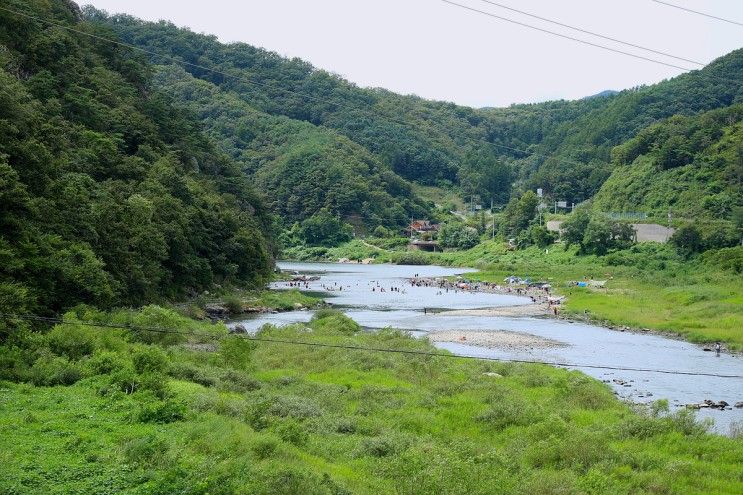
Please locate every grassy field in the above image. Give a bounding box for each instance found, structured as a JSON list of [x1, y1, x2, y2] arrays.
[[1, 308, 741, 494]]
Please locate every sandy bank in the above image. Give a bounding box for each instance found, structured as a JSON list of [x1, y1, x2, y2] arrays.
[[428, 329, 565, 350], [438, 304, 552, 318]]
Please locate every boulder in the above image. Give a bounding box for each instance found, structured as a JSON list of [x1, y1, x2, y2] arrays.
[[204, 304, 229, 319], [229, 324, 248, 334]]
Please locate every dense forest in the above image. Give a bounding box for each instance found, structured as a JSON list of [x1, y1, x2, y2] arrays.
[[150, 66, 430, 229], [0, 0, 275, 313], [84, 8, 743, 209], [593, 105, 743, 219]]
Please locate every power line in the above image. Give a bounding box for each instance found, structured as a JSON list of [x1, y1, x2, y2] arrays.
[[441, 0, 697, 71], [478, 0, 705, 66], [0, 3, 739, 179], [2, 312, 741, 379], [651, 0, 743, 27]]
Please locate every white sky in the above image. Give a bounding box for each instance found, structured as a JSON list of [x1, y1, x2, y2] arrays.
[[85, 0, 743, 108]]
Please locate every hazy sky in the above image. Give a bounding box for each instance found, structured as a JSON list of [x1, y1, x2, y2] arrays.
[[85, 0, 743, 108]]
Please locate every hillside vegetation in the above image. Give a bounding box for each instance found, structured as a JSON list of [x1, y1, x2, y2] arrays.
[[0, 1, 277, 313], [86, 8, 743, 208], [151, 66, 430, 228], [593, 105, 743, 219]]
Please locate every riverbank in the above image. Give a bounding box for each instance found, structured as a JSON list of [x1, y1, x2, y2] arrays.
[[1, 308, 741, 494], [173, 288, 323, 320]]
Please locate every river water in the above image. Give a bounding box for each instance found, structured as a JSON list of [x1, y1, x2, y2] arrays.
[[231, 262, 743, 434]]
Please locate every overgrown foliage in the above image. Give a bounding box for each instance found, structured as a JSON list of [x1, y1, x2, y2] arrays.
[[1, 308, 740, 494], [0, 0, 275, 313]]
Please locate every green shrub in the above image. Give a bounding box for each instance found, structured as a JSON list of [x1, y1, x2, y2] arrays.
[[29, 354, 82, 386], [311, 308, 344, 321], [219, 336, 256, 370], [137, 399, 186, 424], [138, 372, 169, 399], [88, 350, 129, 375], [310, 312, 359, 335], [223, 295, 244, 314], [356, 435, 405, 458], [129, 306, 190, 345], [122, 434, 170, 466], [132, 345, 169, 374], [268, 395, 323, 419], [394, 252, 431, 265], [274, 419, 308, 446], [47, 324, 97, 360], [108, 367, 139, 395], [168, 362, 218, 387], [218, 369, 261, 393], [251, 436, 279, 460]]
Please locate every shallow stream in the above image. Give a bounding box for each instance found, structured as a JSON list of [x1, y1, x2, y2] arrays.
[[231, 262, 743, 434]]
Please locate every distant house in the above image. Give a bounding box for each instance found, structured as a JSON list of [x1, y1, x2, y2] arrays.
[[407, 220, 440, 234]]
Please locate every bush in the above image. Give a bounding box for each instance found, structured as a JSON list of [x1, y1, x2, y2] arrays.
[[47, 324, 97, 360], [701, 246, 743, 273], [223, 295, 244, 314], [129, 306, 190, 346], [137, 399, 186, 423], [122, 434, 170, 466], [372, 225, 390, 238], [439, 222, 480, 249], [274, 419, 308, 446], [88, 350, 129, 375], [168, 362, 218, 387], [219, 336, 256, 370], [356, 435, 404, 458], [132, 345, 169, 374], [268, 395, 322, 419], [218, 369, 261, 393], [394, 252, 430, 265], [310, 312, 359, 335], [251, 436, 279, 459], [670, 224, 703, 256], [29, 354, 83, 386]]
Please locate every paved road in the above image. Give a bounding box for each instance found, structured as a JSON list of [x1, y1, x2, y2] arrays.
[[546, 221, 674, 243]]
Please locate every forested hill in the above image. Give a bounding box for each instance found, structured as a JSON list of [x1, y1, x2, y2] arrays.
[[150, 66, 430, 228], [85, 8, 742, 206], [0, 0, 275, 313], [592, 105, 743, 219]]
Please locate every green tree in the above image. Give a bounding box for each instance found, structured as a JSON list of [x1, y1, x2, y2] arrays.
[[582, 216, 613, 255], [300, 210, 353, 247], [502, 191, 539, 238], [670, 224, 703, 256]]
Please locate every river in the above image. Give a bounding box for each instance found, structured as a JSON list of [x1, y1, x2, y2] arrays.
[[230, 261, 743, 434]]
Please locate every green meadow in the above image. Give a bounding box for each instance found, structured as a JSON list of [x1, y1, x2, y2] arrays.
[[1, 308, 741, 494]]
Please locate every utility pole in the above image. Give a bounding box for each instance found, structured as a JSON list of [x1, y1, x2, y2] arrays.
[[491, 198, 495, 240], [667, 207, 672, 242]]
